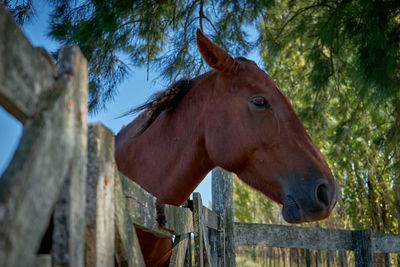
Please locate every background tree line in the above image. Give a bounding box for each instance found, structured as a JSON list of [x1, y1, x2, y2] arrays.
[[4, 0, 399, 240]]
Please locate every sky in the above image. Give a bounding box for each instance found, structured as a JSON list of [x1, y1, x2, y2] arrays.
[[0, 1, 217, 206]]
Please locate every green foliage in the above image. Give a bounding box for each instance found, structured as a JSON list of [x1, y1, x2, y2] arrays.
[[234, 175, 279, 224], [2, 0, 35, 25], [258, 0, 400, 233], [262, 0, 400, 103]]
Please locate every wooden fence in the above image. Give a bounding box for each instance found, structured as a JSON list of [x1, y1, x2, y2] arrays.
[[234, 223, 400, 266], [216, 174, 399, 267], [1, 3, 399, 267]]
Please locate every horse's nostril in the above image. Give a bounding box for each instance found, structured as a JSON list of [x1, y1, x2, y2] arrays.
[[316, 183, 329, 207]]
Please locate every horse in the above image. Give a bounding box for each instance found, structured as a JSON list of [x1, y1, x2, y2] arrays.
[[115, 29, 338, 267]]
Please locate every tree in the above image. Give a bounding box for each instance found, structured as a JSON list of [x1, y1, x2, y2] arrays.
[[234, 175, 279, 224], [259, 0, 400, 235], [1, 0, 34, 25]]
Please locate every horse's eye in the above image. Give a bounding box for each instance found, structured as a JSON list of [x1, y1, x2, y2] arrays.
[[250, 97, 270, 109]]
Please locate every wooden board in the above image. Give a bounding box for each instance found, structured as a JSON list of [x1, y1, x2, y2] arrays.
[[120, 174, 171, 238], [212, 168, 235, 266], [0, 45, 88, 267], [169, 236, 190, 267], [372, 232, 400, 253], [85, 123, 116, 267], [51, 45, 88, 267], [114, 174, 146, 267], [193, 193, 204, 267], [0, 4, 56, 122], [235, 223, 353, 251], [157, 204, 193, 235], [203, 207, 219, 231]]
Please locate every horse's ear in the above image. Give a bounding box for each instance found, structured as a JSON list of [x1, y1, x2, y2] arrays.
[[196, 29, 237, 72]]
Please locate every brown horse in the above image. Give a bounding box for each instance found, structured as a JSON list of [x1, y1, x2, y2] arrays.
[[115, 29, 338, 266]]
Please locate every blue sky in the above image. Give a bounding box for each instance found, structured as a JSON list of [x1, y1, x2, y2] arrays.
[[0, 1, 217, 206]]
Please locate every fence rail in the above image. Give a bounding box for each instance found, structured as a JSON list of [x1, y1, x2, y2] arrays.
[[235, 223, 400, 254], [0, 3, 399, 267], [235, 223, 400, 266]]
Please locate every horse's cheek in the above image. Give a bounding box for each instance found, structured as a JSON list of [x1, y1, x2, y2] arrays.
[[205, 123, 250, 171]]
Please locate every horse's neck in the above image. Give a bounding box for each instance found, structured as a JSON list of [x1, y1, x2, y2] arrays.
[[115, 76, 215, 205]]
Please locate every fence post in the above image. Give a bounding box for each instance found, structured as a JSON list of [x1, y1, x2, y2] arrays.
[[305, 249, 311, 267], [326, 250, 330, 267], [352, 229, 374, 267], [85, 123, 116, 266], [184, 232, 192, 267], [212, 168, 235, 267], [34, 255, 52, 267], [339, 251, 345, 267], [193, 193, 204, 267], [52, 46, 88, 267]]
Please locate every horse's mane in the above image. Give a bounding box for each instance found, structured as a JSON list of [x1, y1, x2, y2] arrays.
[[123, 78, 192, 136]]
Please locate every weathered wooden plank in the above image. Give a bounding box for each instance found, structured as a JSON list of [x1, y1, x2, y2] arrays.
[[34, 255, 52, 267], [0, 45, 87, 267], [206, 212, 217, 267], [202, 222, 213, 267], [234, 223, 354, 251], [353, 229, 374, 267], [372, 232, 400, 253], [193, 193, 205, 267], [169, 235, 190, 267], [51, 46, 88, 267], [115, 174, 145, 267], [120, 174, 193, 236], [235, 223, 400, 255], [305, 249, 311, 267], [184, 233, 192, 267], [216, 219, 225, 266], [212, 168, 235, 266], [0, 4, 56, 122], [120, 173, 171, 238], [207, 229, 218, 267], [85, 123, 116, 267], [158, 204, 193, 235], [204, 207, 219, 231]]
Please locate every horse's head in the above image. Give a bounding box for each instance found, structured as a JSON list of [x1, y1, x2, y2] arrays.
[[197, 29, 338, 223]]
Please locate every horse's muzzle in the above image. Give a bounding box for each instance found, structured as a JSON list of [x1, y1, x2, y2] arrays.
[[282, 176, 338, 223]]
